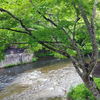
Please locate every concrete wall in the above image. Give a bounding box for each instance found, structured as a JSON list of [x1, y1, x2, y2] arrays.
[[0, 53, 33, 68]]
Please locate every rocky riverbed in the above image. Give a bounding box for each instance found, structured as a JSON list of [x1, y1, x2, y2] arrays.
[[0, 58, 83, 100]]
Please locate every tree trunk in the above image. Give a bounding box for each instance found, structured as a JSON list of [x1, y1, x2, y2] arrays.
[[83, 76, 100, 100]]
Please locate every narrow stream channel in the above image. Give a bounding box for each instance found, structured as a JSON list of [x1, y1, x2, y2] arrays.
[[0, 58, 83, 100]]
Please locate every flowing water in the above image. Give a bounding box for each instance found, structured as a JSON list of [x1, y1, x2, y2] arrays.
[[0, 58, 83, 100]]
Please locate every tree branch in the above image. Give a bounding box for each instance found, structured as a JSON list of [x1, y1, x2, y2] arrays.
[[0, 8, 31, 35], [0, 8, 38, 42], [73, 3, 80, 41], [36, 5, 83, 63], [61, 27, 86, 71], [38, 11, 57, 27], [72, 60, 82, 77], [72, 17, 80, 40], [29, 0, 32, 3], [83, 39, 91, 61], [47, 11, 53, 28], [40, 41, 70, 58], [38, 19, 49, 28], [59, 25, 85, 68], [44, 41, 64, 43], [39, 13, 81, 56], [78, 0, 99, 75], [91, 0, 99, 33], [88, 0, 99, 75], [0, 28, 28, 33], [28, 1, 86, 69]]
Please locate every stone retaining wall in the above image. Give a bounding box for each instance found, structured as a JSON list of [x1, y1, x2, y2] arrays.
[[0, 53, 33, 68]]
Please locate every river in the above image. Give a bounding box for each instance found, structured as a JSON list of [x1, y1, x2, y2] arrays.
[[0, 58, 83, 100]]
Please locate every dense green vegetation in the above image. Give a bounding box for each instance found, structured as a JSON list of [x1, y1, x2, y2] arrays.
[[67, 78, 100, 100], [36, 48, 54, 58], [0, 0, 100, 99], [0, 0, 100, 59]]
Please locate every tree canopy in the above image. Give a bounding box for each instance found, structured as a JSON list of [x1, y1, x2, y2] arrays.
[[0, 0, 100, 58], [0, 0, 100, 99]]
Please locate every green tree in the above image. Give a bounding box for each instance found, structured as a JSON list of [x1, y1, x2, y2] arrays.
[[0, 0, 100, 99]]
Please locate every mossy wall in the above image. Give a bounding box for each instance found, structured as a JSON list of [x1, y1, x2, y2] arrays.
[[0, 53, 34, 68]]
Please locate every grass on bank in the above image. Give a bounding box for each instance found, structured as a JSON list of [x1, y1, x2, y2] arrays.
[[67, 78, 100, 100], [4, 63, 17, 67], [4, 57, 38, 68], [4, 63, 23, 68]]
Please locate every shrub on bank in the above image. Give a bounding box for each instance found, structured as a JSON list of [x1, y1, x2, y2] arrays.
[[32, 57, 38, 62], [67, 78, 100, 100], [4, 63, 16, 67]]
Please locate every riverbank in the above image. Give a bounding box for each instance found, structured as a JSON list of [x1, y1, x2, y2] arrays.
[[0, 53, 34, 68]]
